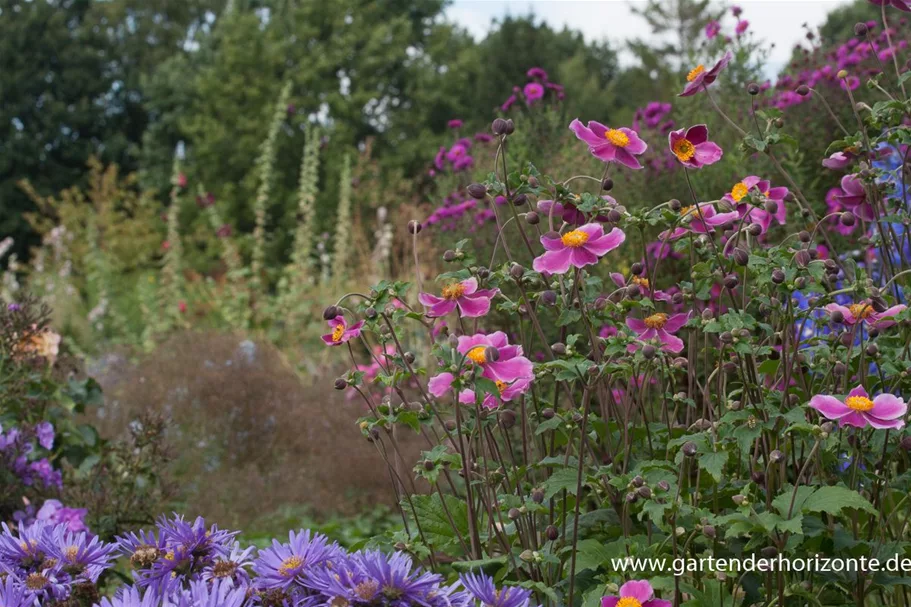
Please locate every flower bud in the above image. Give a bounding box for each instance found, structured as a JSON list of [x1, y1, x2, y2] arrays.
[[637, 486, 652, 499], [512, 193, 527, 206], [545, 525, 559, 541], [541, 290, 557, 306], [504, 119, 515, 135], [334, 378, 348, 390], [642, 344, 656, 360], [551, 342, 566, 355], [541, 408, 555, 419], [794, 249, 811, 268], [607, 209, 622, 223], [669, 199, 682, 212], [854, 22, 869, 37], [492, 118, 508, 135], [702, 308, 714, 321], [323, 305, 340, 320], [682, 441, 698, 457], [508, 507, 521, 520], [733, 248, 749, 266], [764, 200, 779, 214], [837, 69, 848, 79], [499, 409, 517, 429], [724, 274, 740, 290], [408, 220, 422, 234], [631, 262, 644, 276], [732, 494, 746, 505], [865, 343, 879, 357], [443, 250, 457, 262], [525, 211, 540, 225], [900, 436, 911, 451], [631, 475, 644, 487], [657, 480, 670, 491], [748, 223, 762, 236], [467, 183, 488, 199], [626, 284, 641, 299], [747, 82, 760, 95], [769, 449, 785, 463], [532, 488, 545, 503], [841, 211, 855, 226], [509, 264, 525, 280], [625, 492, 638, 503], [602, 177, 614, 191], [796, 84, 810, 97], [761, 546, 779, 558], [703, 525, 716, 539]]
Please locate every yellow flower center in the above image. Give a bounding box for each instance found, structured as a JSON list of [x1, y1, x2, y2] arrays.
[[687, 65, 706, 82], [680, 205, 697, 218], [672, 138, 696, 162], [731, 182, 749, 203], [849, 303, 874, 319], [26, 573, 48, 591], [632, 276, 650, 289], [561, 230, 590, 248], [466, 347, 487, 365], [441, 283, 466, 300], [331, 324, 346, 342], [279, 555, 304, 577], [845, 396, 874, 412], [495, 380, 508, 394], [605, 129, 630, 147], [355, 581, 379, 600], [844, 145, 859, 154], [65, 546, 79, 562], [617, 598, 642, 607], [644, 313, 668, 330]]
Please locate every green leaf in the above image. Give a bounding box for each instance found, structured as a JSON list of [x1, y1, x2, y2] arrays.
[[699, 451, 727, 482], [542, 467, 582, 499], [404, 494, 469, 554], [800, 486, 877, 516]]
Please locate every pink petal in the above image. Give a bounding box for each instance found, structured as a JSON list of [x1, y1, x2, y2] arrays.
[[426, 300, 457, 318], [809, 395, 852, 420], [540, 233, 565, 252], [456, 295, 491, 318], [569, 119, 603, 146], [657, 330, 685, 353], [663, 312, 691, 332], [533, 248, 573, 274], [569, 247, 599, 268], [418, 292, 445, 306], [619, 580, 655, 604], [694, 141, 723, 166], [864, 414, 905, 430], [460, 277, 479, 295], [428, 373, 455, 397], [602, 598, 619, 607], [622, 128, 648, 155], [590, 143, 618, 162], [613, 147, 643, 170], [585, 227, 626, 256], [627, 317, 647, 333], [870, 394, 907, 420], [685, 124, 708, 144], [839, 411, 870, 428]]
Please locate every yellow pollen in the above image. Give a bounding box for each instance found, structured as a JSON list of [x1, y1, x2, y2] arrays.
[[845, 396, 874, 412], [279, 555, 304, 577], [644, 313, 668, 330], [731, 182, 749, 203], [561, 230, 590, 248], [331, 324, 345, 342], [495, 380, 508, 394], [165, 551, 175, 561], [355, 580, 379, 600], [849, 303, 874, 319], [844, 145, 859, 154], [25, 573, 48, 591], [632, 276, 650, 289], [617, 598, 643, 607], [441, 283, 466, 300], [605, 129, 630, 147], [672, 138, 696, 162], [466, 347, 487, 365], [687, 65, 706, 82], [65, 546, 79, 562], [680, 205, 697, 218]]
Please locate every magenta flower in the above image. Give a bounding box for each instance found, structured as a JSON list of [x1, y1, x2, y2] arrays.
[[524, 82, 545, 103], [659, 203, 739, 240], [526, 67, 549, 80], [723, 176, 788, 234], [569, 119, 648, 169], [822, 148, 857, 170], [532, 224, 626, 275], [679, 51, 732, 97], [705, 20, 721, 39], [824, 300, 906, 328], [825, 187, 857, 236], [735, 19, 749, 35], [428, 332, 533, 409], [447, 119, 463, 129], [602, 580, 671, 607], [834, 174, 875, 221], [869, 0, 911, 11], [418, 278, 498, 318], [627, 312, 691, 354], [668, 124, 723, 168], [536, 195, 616, 225], [321, 315, 364, 346], [610, 273, 673, 302], [810, 385, 907, 429]]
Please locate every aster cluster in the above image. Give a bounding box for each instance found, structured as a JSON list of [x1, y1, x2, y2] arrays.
[[499, 67, 564, 113], [1, 422, 62, 492]]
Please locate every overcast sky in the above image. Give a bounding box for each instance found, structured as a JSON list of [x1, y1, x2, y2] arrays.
[[446, 0, 855, 71]]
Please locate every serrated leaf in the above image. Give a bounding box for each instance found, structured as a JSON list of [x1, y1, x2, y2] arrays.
[[800, 486, 877, 516]]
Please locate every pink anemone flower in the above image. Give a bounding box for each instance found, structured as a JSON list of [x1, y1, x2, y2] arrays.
[[834, 174, 875, 221], [822, 148, 858, 170], [609, 273, 673, 302], [668, 124, 723, 168], [659, 203, 739, 240], [723, 176, 788, 234], [428, 332, 533, 409], [824, 300, 906, 328], [679, 51, 732, 97], [810, 385, 907, 429], [869, 0, 911, 12], [533, 224, 625, 275], [321, 315, 364, 346], [602, 580, 671, 607], [418, 278, 498, 318], [569, 119, 648, 169], [626, 312, 691, 353]]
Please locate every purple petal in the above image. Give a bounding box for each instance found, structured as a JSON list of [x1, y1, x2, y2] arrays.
[[585, 227, 626, 256], [619, 580, 655, 604], [870, 394, 907, 420], [809, 395, 852, 420], [457, 295, 491, 318], [533, 248, 573, 274], [428, 373, 455, 397], [657, 330, 685, 353]]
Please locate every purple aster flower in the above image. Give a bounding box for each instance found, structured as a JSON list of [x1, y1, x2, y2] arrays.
[[447, 119, 463, 129], [869, 0, 911, 11], [735, 19, 749, 34], [96, 585, 161, 607], [35, 422, 54, 450], [41, 526, 117, 582], [253, 529, 341, 591], [0, 521, 48, 573], [419, 278, 498, 318], [523, 82, 545, 103], [533, 224, 626, 274], [668, 124, 723, 168], [679, 51, 732, 97], [203, 543, 255, 588], [0, 575, 31, 607], [570, 119, 648, 169], [627, 312, 692, 353], [602, 580, 671, 607], [460, 571, 534, 607], [35, 500, 88, 533], [834, 173, 875, 221], [7, 303, 21, 312], [176, 578, 248, 607], [810, 385, 907, 429], [344, 550, 444, 607], [526, 67, 548, 80], [321, 315, 364, 346]]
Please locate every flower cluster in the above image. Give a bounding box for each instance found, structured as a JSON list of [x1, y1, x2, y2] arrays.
[[500, 67, 564, 112]]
